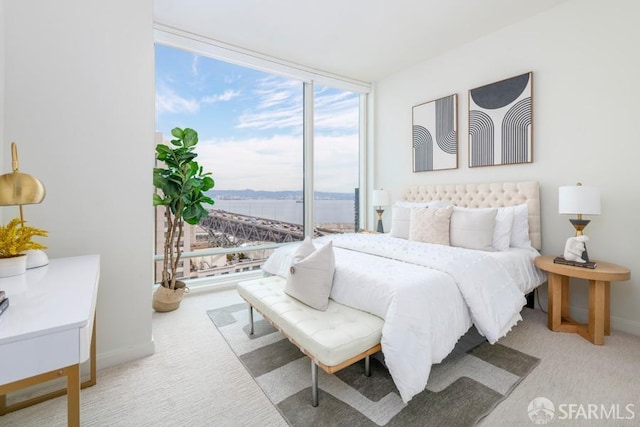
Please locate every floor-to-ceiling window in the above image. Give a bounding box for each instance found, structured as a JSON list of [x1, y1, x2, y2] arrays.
[[313, 84, 360, 233], [154, 35, 368, 286]]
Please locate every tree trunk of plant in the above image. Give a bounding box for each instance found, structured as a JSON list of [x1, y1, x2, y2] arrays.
[[171, 215, 184, 290], [162, 205, 172, 289]]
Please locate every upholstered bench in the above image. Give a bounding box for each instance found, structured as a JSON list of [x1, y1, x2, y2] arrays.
[[237, 275, 383, 407]]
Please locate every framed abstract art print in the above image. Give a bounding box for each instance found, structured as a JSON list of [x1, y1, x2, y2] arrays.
[[468, 72, 533, 167], [412, 94, 458, 172]]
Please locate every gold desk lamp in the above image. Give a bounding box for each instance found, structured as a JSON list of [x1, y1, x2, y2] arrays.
[[0, 142, 48, 268]]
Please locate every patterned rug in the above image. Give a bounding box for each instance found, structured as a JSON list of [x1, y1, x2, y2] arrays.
[[208, 303, 539, 426]]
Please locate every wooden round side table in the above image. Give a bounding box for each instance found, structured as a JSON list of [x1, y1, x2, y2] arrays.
[[534, 255, 630, 345]]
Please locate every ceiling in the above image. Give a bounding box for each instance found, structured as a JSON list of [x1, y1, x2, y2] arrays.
[[153, 0, 568, 83]]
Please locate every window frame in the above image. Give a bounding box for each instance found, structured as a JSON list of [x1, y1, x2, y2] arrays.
[[153, 26, 371, 290]]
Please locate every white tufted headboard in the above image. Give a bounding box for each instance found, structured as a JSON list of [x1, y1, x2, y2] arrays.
[[403, 181, 541, 250]]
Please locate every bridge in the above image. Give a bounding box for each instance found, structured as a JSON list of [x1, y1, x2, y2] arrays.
[[199, 209, 332, 247]]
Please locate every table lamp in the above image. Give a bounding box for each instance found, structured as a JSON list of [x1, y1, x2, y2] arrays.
[[372, 189, 390, 233], [0, 142, 48, 268], [558, 182, 601, 236], [558, 182, 600, 264]]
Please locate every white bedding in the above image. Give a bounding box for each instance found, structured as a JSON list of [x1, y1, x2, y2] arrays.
[[261, 233, 546, 403]]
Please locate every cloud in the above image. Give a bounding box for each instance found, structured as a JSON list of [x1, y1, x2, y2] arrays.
[[197, 135, 302, 191], [237, 76, 303, 131], [156, 86, 200, 115], [201, 89, 241, 104], [315, 89, 360, 133], [191, 55, 199, 76], [234, 77, 359, 136], [155, 50, 361, 193]]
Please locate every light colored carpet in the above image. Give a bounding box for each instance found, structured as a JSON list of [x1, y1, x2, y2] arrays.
[[2, 288, 640, 426], [208, 304, 538, 426]]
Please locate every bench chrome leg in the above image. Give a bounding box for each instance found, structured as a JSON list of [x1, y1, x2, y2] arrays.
[[248, 304, 254, 335], [365, 355, 371, 377], [311, 360, 319, 407]]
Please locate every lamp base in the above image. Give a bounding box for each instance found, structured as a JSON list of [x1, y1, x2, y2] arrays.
[[376, 209, 384, 233], [576, 243, 591, 263], [569, 218, 590, 236]]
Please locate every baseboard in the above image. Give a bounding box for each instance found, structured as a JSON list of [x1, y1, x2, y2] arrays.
[[96, 338, 156, 370]]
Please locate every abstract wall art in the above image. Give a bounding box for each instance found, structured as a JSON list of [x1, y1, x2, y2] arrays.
[[412, 94, 458, 172], [468, 72, 533, 167]]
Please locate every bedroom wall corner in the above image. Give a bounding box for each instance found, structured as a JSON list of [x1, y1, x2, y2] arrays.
[[373, 0, 640, 336]]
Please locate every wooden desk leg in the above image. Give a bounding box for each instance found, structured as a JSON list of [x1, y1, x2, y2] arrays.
[[548, 272, 562, 330], [66, 364, 80, 427], [604, 281, 611, 336], [589, 280, 607, 345], [560, 275, 570, 321]]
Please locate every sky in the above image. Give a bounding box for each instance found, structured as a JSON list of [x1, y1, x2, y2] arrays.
[[155, 44, 360, 194]]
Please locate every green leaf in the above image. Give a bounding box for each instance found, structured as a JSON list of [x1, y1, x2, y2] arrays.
[[201, 176, 215, 191], [171, 127, 184, 139], [152, 193, 167, 206], [182, 128, 198, 148], [155, 144, 171, 155]]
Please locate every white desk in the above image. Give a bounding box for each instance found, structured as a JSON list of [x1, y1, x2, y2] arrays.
[[0, 255, 100, 427]]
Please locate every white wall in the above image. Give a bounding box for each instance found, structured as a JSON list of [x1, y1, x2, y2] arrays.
[[0, 0, 5, 193], [3, 0, 155, 366], [374, 0, 640, 334]]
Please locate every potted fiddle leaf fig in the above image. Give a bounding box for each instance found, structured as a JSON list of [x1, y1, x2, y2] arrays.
[[152, 127, 214, 312]]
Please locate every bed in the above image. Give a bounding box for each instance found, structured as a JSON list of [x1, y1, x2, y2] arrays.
[[261, 181, 546, 403]]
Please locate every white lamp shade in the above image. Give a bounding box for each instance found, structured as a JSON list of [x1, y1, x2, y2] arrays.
[[558, 185, 601, 215], [372, 189, 390, 207]]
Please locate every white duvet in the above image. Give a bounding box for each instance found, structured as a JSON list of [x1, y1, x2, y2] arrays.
[[262, 233, 546, 403]]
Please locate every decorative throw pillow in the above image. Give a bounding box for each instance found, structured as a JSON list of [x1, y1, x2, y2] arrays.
[[408, 206, 453, 245], [510, 204, 532, 249], [284, 236, 335, 311], [493, 206, 515, 251], [391, 200, 449, 239], [450, 207, 497, 251]]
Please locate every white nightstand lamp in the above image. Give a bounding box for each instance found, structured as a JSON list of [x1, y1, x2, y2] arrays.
[[372, 189, 390, 233]]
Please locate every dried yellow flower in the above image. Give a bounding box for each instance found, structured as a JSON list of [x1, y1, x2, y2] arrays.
[[0, 218, 48, 258]]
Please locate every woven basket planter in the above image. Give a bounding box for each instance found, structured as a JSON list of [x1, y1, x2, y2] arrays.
[[152, 281, 188, 312]]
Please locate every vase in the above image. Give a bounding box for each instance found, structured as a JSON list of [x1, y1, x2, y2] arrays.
[[152, 280, 188, 312], [0, 254, 28, 278]]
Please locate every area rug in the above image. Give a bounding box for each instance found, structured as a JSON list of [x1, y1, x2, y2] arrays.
[[208, 303, 539, 426]]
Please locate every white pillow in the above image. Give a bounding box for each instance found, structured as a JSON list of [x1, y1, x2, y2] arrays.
[[391, 200, 449, 239], [510, 204, 532, 249], [408, 206, 453, 245], [284, 237, 335, 311], [450, 207, 497, 251], [493, 207, 515, 251]]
